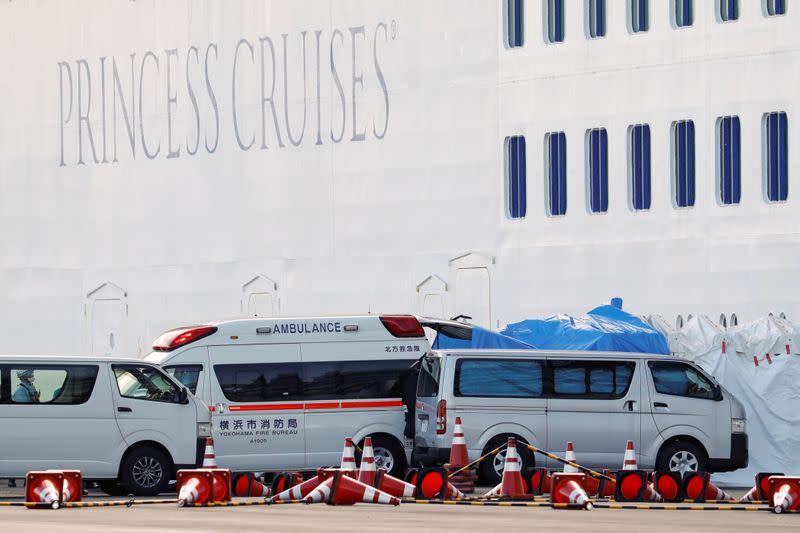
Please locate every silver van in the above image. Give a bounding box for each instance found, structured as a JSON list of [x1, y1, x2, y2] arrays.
[[413, 350, 748, 484]]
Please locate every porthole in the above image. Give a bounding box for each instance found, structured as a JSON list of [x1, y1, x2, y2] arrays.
[[676, 315, 684, 328], [719, 314, 728, 328], [730, 313, 739, 326]]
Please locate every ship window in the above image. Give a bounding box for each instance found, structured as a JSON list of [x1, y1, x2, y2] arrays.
[[629, 124, 651, 210], [765, 0, 786, 16], [673, 0, 693, 27], [730, 313, 738, 326], [718, 116, 741, 205], [586, 0, 606, 38], [546, 0, 566, 43], [763, 112, 788, 203], [506, 0, 525, 48], [545, 132, 567, 216], [587, 128, 608, 213], [630, 0, 649, 32], [506, 135, 527, 219], [719, 0, 739, 21], [672, 120, 696, 208]]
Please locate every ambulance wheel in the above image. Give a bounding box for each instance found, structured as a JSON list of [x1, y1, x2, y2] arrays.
[[657, 440, 708, 477], [97, 480, 129, 497], [363, 436, 406, 478], [119, 446, 172, 496], [479, 435, 534, 486]]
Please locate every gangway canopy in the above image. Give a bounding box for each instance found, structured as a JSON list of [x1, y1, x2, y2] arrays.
[[500, 304, 670, 354]]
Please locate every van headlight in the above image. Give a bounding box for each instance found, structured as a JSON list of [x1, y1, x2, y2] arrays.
[[732, 419, 746, 434], [197, 423, 212, 437]]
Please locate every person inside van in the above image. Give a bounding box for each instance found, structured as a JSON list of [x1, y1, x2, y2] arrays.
[[13, 369, 40, 403]]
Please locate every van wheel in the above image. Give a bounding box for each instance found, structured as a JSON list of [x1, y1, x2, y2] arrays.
[[362, 436, 406, 478], [119, 446, 172, 496], [97, 480, 130, 497], [479, 436, 534, 486], [657, 441, 708, 476]]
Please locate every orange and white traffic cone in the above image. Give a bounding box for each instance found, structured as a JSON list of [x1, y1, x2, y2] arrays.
[[445, 417, 477, 494], [415, 467, 465, 499], [176, 470, 213, 507], [683, 472, 733, 502], [201, 437, 217, 468], [233, 473, 271, 498], [26, 471, 63, 509], [271, 471, 304, 495], [768, 476, 800, 514], [273, 470, 331, 502], [621, 441, 661, 502], [209, 469, 231, 502], [339, 437, 357, 477], [550, 473, 593, 510], [304, 478, 333, 504], [358, 437, 377, 486], [59, 471, 82, 504], [740, 472, 783, 503], [563, 442, 579, 473], [326, 471, 400, 506], [373, 469, 416, 498], [485, 437, 527, 499]]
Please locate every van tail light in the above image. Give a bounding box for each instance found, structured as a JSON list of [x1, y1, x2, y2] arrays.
[[152, 326, 217, 352], [380, 315, 425, 338], [436, 400, 447, 435]]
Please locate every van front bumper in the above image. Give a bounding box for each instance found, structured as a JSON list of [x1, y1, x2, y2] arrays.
[[709, 434, 748, 472], [411, 445, 451, 467]]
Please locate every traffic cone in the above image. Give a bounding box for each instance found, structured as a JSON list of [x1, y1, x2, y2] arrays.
[[415, 467, 465, 499], [484, 437, 527, 499], [683, 472, 733, 502], [620, 441, 661, 502], [207, 469, 231, 502], [373, 469, 416, 498], [340, 437, 357, 477], [304, 477, 333, 504], [740, 472, 783, 503], [614, 470, 649, 502], [652, 471, 683, 503], [305, 471, 400, 505], [448, 417, 470, 466], [176, 470, 214, 506], [272, 470, 329, 502], [271, 471, 304, 495], [358, 437, 377, 486], [595, 470, 616, 499], [26, 471, 64, 509], [549, 473, 592, 509], [523, 467, 551, 496], [232, 473, 271, 498], [201, 437, 217, 468], [59, 471, 82, 503], [768, 476, 800, 513], [563, 442, 579, 473]]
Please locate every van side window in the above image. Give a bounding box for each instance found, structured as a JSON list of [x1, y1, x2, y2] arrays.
[[164, 365, 203, 395], [113, 365, 182, 403], [455, 359, 543, 398], [302, 360, 412, 400], [551, 361, 635, 399], [214, 364, 302, 402], [648, 361, 715, 399], [417, 357, 441, 397], [3, 365, 98, 405]]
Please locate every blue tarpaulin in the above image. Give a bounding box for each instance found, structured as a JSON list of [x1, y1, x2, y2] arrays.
[[433, 326, 536, 350], [500, 304, 669, 354]]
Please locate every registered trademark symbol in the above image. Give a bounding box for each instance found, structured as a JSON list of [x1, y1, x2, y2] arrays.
[[391, 20, 397, 39]]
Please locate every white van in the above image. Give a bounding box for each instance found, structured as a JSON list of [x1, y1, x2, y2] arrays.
[[0, 356, 212, 496], [413, 350, 748, 484], [145, 315, 427, 477]]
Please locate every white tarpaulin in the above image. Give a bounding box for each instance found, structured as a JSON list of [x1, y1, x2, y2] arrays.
[[665, 315, 800, 486]]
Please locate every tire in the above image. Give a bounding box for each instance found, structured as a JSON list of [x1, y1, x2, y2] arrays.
[[656, 440, 708, 477], [359, 436, 406, 478], [119, 446, 172, 496], [479, 436, 535, 486], [97, 480, 130, 497]]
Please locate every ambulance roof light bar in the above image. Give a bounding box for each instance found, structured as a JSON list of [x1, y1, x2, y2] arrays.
[[152, 325, 218, 352]]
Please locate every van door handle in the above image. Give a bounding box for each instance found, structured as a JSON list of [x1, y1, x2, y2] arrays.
[[117, 407, 132, 413], [654, 402, 669, 409], [624, 400, 637, 412]]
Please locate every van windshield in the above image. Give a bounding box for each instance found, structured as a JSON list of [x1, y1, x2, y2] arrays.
[[417, 356, 440, 397]]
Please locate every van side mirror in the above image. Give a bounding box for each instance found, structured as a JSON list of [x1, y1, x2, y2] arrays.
[[178, 387, 189, 404], [713, 385, 723, 401]]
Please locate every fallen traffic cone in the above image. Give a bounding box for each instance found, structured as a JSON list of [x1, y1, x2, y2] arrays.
[[596, 470, 616, 499], [620, 441, 661, 501], [683, 472, 733, 502], [201, 437, 217, 468], [523, 467, 551, 496], [207, 469, 231, 502], [563, 442, 579, 473], [404, 468, 419, 487], [415, 467, 465, 499], [176, 470, 214, 507], [652, 471, 684, 503], [232, 472, 271, 498], [340, 437, 358, 477], [768, 476, 800, 513], [26, 471, 63, 509], [271, 471, 304, 495], [305, 471, 400, 505], [59, 471, 82, 503], [485, 437, 527, 499], [358, 437, 377, 486], [614, 470, 649, 502], [740, 472, 783, 503], [550, 473, 592, 510], [373, 469, 416, 498], [304, 477, 333, 504], [272, 470, 334, 502]]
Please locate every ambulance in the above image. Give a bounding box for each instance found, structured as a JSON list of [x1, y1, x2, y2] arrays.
[[145, 315, 427, 476]]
